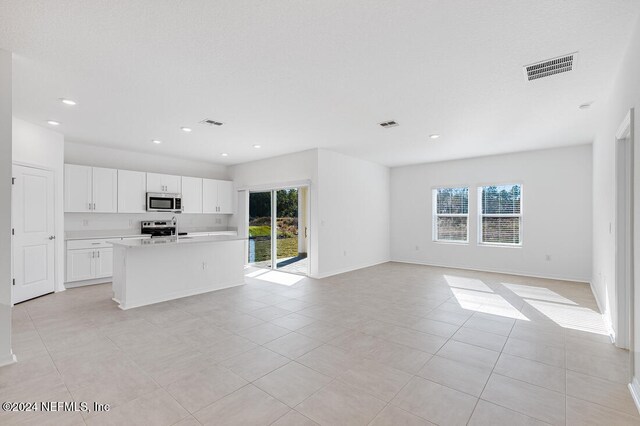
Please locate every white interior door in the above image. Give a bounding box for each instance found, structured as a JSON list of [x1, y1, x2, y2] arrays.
[[12, 165, 55, 303]]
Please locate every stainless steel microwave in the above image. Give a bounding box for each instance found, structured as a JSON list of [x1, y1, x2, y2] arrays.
[[146, 192, 183, 212]]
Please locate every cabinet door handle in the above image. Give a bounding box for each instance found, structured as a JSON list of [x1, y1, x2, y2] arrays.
[[89, 202, 92, 210], [93, 203, 96, 210], [97, 251, 100, 258]]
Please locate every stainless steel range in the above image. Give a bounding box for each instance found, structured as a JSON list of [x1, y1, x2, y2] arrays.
[[141, 219, 177, 237]]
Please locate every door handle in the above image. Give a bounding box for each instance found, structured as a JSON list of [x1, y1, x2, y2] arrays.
[[48, 236, 55, 240]]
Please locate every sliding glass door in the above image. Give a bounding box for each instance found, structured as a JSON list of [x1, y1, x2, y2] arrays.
[[248, 191, 272, 268], [248, 187, 308, 275]]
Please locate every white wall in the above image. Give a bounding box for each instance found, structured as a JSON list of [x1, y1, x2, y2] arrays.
[[0, 49, 14, 367], [230, 148, 391, 278], [316, 149, 390, 277], [229, 149, 320, 276], [391, 145, 592, 282], [230, 149, 319, 190], [65, 141, 229, 179], [591, 14, 640, 367]]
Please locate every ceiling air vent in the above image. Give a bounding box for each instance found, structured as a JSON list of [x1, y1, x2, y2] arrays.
[[523, 52, 577, 81], [200, 119, 224, 126], [379, 120, 399, 128]]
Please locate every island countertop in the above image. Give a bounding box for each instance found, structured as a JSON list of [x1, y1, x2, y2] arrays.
[[109, 234, 245, 248]]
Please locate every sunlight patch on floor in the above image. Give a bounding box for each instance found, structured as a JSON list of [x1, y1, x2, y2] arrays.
[[245, 268, 270, 278], [502, 283, 577, 305], [445, 275, 529, 321], [524, 299, 609, 335], [444, 275, 493, 292], [251, 270, 306, 286]]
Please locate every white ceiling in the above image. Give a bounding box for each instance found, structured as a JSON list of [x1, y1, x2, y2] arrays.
[[1, 1, 639, 167]]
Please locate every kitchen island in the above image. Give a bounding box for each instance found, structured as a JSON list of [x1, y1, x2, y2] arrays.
[[110, 235, 246, 310]]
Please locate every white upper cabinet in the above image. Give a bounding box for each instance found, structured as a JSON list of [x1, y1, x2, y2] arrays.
[[202, 178, 234, 214], [65, 164, 117, 213], [92, 167, 118, 213], [181, 177, 203, 214], [65, 164, 93, 212], [217, 180, 234, 214], [202, 178, 218, 214], [65, 164, 231, 215], [147, 173, 181, 193], [118, 170, 147, 213]]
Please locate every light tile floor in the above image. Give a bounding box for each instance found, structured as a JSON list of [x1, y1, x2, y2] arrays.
[[2, 262, 639, 425]]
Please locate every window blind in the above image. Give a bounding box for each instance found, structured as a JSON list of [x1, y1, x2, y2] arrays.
[[434, 187, 469, 242], [479, 184, 522, 245]]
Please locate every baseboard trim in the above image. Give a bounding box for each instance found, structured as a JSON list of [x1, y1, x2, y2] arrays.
[[0, 352, 17, 368], [390, 259, 590, 284], [312, 259, 390, 279], [629, 378, 640, 415], [65, 277, 112, 289]]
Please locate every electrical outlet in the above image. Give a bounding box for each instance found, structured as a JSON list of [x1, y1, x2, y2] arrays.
[[82, 219, 89, 226], [215, 218, 222, 224], [415, 245, 420, 251], [343, 250, 347, 256], [545, 254, 551, 261], [202, 262, 207, 270]]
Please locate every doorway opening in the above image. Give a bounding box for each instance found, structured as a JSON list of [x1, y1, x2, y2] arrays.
[[247, 186, 309, 276]]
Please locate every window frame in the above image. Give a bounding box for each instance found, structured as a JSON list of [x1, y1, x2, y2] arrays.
[[477, 183, 523, 247], [432, 186, 470, 244]]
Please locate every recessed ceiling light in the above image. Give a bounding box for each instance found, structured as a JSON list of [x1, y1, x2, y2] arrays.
[[429, 134, 441, 139], [60, 98, 76, 106], [47, 120, 60, 126], [578, 102, 592, 110], [221, 153, 229, 157], [181, 127, 192, 132], [253, 144, 261, 149], [152, 139, 162, 144]]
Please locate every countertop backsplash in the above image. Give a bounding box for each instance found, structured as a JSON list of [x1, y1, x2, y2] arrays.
[[64, 212, 231, 233]]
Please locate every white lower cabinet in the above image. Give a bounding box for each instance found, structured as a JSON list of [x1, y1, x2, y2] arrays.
[[66, 237, 148, 284], [66, 249, 95, 282], [94, 248, 113, 278]]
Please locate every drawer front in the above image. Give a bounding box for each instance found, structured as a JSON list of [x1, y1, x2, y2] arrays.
[[67, 238, 120, 250]]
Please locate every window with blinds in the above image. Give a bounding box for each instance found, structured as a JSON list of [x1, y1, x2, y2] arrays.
[[479, 184, 522, 245], [433, 187, 469, 242]]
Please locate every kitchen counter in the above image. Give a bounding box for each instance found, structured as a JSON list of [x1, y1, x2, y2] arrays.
[[109, 234, 244, 248], [65, 229, 147, 240], [111, 234, 245, 310], [65, 228, 237, 240]]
